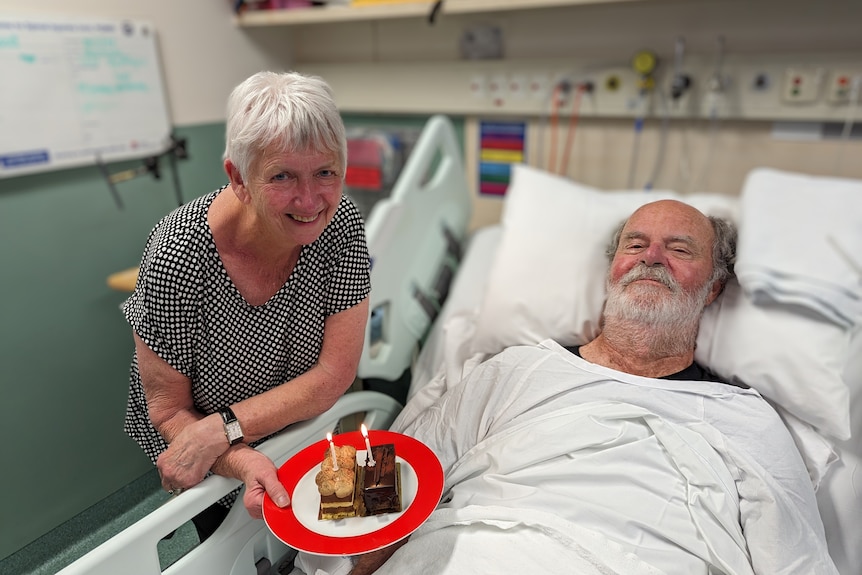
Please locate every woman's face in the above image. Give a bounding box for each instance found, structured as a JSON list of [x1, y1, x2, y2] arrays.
[[242, 146, 343, 247]]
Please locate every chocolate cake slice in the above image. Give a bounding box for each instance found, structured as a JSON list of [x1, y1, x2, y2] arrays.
[[361, 443, 402, 516]]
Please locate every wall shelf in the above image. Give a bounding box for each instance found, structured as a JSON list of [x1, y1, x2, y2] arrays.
[[235, 0, 642, 27]]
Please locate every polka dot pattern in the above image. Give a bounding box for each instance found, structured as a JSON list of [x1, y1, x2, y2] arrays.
[[122, 187, 370, 481]]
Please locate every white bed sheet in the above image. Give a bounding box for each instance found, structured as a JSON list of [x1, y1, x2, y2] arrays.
[[392, 341, 835, 574], [408, 224, 862, 575]]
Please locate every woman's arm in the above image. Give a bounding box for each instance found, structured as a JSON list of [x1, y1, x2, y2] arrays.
[[229, 297, 369, 442], [137, 297, 369, 512], [211, 298, 370, 516], [135, 332, 230, 490]]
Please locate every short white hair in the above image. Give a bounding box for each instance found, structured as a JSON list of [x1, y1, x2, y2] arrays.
[[223, 71, 347, 180]]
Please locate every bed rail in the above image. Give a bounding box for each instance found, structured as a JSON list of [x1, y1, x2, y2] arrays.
[[56, 391, 402, 575], [359, 114, 472, 383]]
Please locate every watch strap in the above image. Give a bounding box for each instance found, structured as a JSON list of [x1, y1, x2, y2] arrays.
[[219, 407, 243, 445], [219, 406, 237, 424]]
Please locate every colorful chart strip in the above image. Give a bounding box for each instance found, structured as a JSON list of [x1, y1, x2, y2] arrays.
[[478, 120, 526, 196]]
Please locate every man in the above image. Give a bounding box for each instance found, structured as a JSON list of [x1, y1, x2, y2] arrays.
[[577, 198, 734, 379], [346, 200, 836, 574]]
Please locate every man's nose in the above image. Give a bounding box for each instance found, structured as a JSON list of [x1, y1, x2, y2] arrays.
[[640, 244, 666, 267]]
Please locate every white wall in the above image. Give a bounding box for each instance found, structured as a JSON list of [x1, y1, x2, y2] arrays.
[[0, 0, 295, 125]]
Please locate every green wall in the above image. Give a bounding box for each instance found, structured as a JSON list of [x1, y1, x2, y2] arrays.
[[0, 122, 228, 560], [0, 113, 452, 561]]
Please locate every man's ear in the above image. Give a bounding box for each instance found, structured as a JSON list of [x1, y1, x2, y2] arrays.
[[705, 279, 724, 307], [224, 159, 251, 204]]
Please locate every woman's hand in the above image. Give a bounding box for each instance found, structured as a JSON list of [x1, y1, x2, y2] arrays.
[[215, 446, 290, 518], [156, 413, 230, 493]]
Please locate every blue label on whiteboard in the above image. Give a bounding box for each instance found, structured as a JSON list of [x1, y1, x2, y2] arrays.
[[1, 150, 50, 168]]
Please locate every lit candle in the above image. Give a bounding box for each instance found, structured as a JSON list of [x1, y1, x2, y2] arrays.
[[361, 424, 376, 467], [326, 432, 339, 471]]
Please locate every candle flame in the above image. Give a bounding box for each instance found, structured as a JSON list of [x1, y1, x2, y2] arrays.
[[326, 432, 333, 442], [360, 423, 368, 437]]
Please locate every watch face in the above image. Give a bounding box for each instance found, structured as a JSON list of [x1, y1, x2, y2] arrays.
[[225, 420, 243, 442]]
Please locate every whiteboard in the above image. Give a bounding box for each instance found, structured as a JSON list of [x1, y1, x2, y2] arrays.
[[0, 15, 172, 178]]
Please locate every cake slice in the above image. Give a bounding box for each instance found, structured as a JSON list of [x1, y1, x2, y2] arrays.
[[316, 444, 358, 520], [360, 443, 402, 516]]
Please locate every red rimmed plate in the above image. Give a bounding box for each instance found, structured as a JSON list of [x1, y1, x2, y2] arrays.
[[263, 430, 443, 556]]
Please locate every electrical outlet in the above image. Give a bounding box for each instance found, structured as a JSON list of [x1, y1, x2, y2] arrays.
[[826, 69, 860, 104], [508, 74, 528, 100], [782, 68, 822, 103], [468, 74, 487, 99], [527, 74, 549, 101], [488, 74, 508, 104]]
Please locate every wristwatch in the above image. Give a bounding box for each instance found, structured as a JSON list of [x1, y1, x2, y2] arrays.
[[219, 407, 244, 445]]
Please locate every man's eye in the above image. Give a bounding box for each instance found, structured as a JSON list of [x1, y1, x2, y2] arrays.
[[318, 169, 337, 178]]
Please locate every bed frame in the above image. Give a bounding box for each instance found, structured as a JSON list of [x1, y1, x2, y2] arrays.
[[56, 115, 471, 575], [358, 114, 472, 383], [55, 391, 401, 575]]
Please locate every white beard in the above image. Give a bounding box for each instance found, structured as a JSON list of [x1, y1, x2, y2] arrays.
[[602, 264, 712, 354]]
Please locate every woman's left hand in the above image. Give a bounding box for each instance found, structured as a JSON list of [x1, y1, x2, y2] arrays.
[[225, 447, 291, 518], [157, 413, 230, 493]]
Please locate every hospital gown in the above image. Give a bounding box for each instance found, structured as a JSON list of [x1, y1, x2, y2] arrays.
[[382, 339, 837, 575]]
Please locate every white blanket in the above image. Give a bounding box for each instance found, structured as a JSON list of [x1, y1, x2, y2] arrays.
[[384, 341, 837, 575], [735, 168, 862, 329]]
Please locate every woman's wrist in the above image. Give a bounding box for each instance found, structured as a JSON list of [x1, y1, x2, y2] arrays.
[[212, 441, 257, 480]]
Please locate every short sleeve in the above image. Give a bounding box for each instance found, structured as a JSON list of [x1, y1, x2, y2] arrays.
[[323, 197, 371, 316], [121, 214, 203, 378]]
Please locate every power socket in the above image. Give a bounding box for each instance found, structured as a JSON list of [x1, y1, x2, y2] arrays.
[[826, 69, 860, 104], [782, 67, 823, 103]]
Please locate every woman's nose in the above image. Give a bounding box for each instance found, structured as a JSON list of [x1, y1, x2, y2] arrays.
[[292, 178, 316, 205]]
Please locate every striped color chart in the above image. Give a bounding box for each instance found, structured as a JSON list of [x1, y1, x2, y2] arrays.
[[478, 120, 526, 196]]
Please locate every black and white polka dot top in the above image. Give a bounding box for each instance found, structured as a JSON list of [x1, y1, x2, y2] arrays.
[[122, 187, 371, 464]]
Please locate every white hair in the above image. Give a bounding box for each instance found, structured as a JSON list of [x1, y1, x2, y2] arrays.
[[223, 71, 347, 180]]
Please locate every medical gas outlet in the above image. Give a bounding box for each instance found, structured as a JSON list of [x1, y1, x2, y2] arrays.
[[782, 68, 823, 103], [826, 70, 862, 104]]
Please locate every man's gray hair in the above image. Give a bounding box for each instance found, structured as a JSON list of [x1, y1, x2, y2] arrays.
[[223, 71, 347, 181]]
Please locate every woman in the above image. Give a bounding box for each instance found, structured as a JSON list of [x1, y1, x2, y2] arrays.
[[122, 71, 370, 538]]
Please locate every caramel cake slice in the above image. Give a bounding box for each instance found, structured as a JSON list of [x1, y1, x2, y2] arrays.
[[360, 443, 402, 516], [316, 444, 358, 520]]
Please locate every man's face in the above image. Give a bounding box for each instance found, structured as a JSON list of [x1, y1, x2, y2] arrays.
[[604, 200, 720, 325]]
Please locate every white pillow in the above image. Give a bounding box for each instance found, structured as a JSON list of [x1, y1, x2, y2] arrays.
[[471, 163, 851, 442], [736, 168, 862, 329], [696, 278, 851, 441]]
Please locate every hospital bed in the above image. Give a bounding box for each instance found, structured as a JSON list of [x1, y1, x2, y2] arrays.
[[57, 115, 862, 574], [399, 162, 862, 575]]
